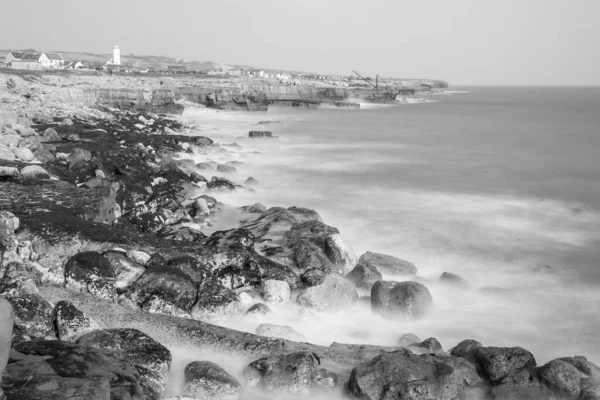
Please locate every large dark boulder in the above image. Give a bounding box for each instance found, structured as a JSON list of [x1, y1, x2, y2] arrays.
[[474, 346, 537, 385], [345, 263, 382, 290], [300, 268, 326, 287], [205, 228, 255, 249], [207, 176, 236, 192], [54, 300, 101, 342], [184, 360, 241, 399], [5, 340, 147, 399], [191, 280, 244, 322], [450, 339, 482, 365], [244, 351, 337, 395], [347, 349, 481, 400], [64, 251, 118, 300], [358, 251, 417, 276], [296, 273, 358, 311], [6, 294, 54, 338], [371, 280, 433, 319]]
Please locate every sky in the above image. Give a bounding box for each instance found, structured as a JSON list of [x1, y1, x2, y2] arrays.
[[1, 0, 599, 85]]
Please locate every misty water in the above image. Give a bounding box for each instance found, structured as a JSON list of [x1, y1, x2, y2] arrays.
[[167, 87, 600, 396]]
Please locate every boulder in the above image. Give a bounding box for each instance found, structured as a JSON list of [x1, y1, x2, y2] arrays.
[[345, 263, 382, 290], [255, 323, 305, 341], [127, 250, 152, 266], [300, 268, 326, 287], [245, 303, 271, 317], [247, 203, 267, 213], [557, 356, 600, 380], [245, 176, 259, 185], [439, 272, 471, 288], [450, 339, 482, 365], [140, 295, 191, 319], [244, 351, 336, 394], [67, 148, 93, 170], [358, 251, 417, 276], [6, 293, 54, 338], [20, 165, 50, 180], [191, 280, 244, 322], [192, 198, 210, 217], [538, 359, 582, 399], [580, 378, 600, 400], [261, 279, 291, 305], [0, 296, 13, 399], [42, 127, 60, 142], [216, 164, 236, 173], [296, 273, 358, 311], [64, 251, 118, 300], [77, 328, 172, 384], [184, 361, 241, 400], [13, 147, 34, 162], [371, 280, 433, 319], [54, 300, 101, 342], [414, 337, 444, 354], [398, 333, 421, 347], [0, 166, 19, 178], [347, 349, 481, 400], [61, 118, 74, 126], [474, 346, 537, 384], [196, 162, 215, 171], [0, 145, 15, 161], [103, 251, 146, 289], [207, 176, 236, 192]]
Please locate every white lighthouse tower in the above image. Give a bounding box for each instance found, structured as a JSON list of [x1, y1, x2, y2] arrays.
[[113, 46, 121, 65]]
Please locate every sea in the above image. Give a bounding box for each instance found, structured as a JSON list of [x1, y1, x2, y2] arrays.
[[167, 86, 600, 396]]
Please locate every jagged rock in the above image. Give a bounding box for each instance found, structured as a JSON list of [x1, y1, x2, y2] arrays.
[[450, 339, 482, 365], [358, 251, 417, 276], [20, 165, 50, 180], [414, 337, 444, 354], [77, 328, 172, 386], [191, 280, 244, 322], [244, 351, 335, 395], [538, 359, 582, 399], [398, 333, 421, 347], [300, 268, 326, 287], [184, 361, 241, 400], [296, 273, 358, 311], [6, 293, 54, 338], [205, 228, 255, 249], [256, 323, 305, 341], [245, 303, 271, 317], [104, 251, 146, 289], [371, 280, 433, 319], [217, 164, 236, 173], [207, 176, 236, 192], [4, 340, 146, 400], [295, 239, 333, 272], [16, 240, 35, 261], [345, 263, 382, 290], [474, 346, 537, 384], [439, 272, 471, 288], [0, 296, 13, 399], [64, 252, 118, 300], [347, 349, 481, 400], [261, 279, 291, 305], [54, 300, 101, 342], [13, 147, 34, 162]]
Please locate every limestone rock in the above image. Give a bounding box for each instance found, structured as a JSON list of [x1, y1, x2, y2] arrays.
[[371, 280, 433, 319], [0, 145, 15, 161], [103, 251, 146, 289], [54, 300, 101, 342], [296, 273, 358, 311], [42, 127, 60, 142], [140, 295, 191, 319], [358, 251, 417, 276], [245, 176, 259, 185], [184, 361, 241, 400]]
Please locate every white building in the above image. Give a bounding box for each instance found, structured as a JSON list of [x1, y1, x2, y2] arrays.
[[112, 46, 121, 65], [207, 63, 231, 75]]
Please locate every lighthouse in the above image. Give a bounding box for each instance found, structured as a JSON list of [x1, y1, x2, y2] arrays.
[[113, 46, 121, 65]]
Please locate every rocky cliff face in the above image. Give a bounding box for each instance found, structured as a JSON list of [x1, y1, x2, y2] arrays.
[[175, 87, 269, 111], [87, 88, 184, 114]]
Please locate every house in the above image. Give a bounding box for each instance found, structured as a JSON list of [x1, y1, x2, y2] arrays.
[[247, 69, 264, 78], [65, 61, 84, 70], [276, 73, 291, 81], [4, 52, 27, 64], [207, 63, 232, 75], [10, 60, 43, 70], [46, 53, 65, 68]]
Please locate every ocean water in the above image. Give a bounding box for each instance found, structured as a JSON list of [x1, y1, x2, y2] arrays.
[[168, 87, 600, 395]]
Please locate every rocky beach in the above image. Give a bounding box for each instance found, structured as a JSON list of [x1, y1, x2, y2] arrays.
[[0, 70, 599, 400]]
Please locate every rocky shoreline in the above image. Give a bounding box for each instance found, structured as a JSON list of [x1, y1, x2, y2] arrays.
[[0, 74, 599, 400]]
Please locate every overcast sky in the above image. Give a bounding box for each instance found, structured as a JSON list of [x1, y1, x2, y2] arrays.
[[1, 0, 599, 85]]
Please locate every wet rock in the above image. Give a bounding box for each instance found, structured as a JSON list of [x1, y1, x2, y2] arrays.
[[0, 166, 19, 178], [199, 194, 218, 208], [244, 351, 334, 395], [414, 337, 444, 354], [54, 300, 101, 342], [5, 340, 146, 400], [0, 296, 13, 398], [474, 346, 537, 384], [191, 280, 244, 322], [6, 293, 54, 338], [296, 273, 358, 311], [207, 176, 236, 192], [192, 198, 210, 217], [20, 165, 50, 180], [245, 303, 272, 317], [13, 147, 34, 161], [104, 251, 146, 289], [205, 228, 255, 249], [345, 263, 382, 290], [324, 233, 357, 273], [398, 333, 421, 347], [261, 279, 291, 305], [127, 249, 152, 266], [255, 323, 305, 341], [300, 268, 326, 287], [450, 339, 482, 365], [371, 280, 433, 319], [42, 127, 60, 142], [347, 349, 481, 400], [141, 295, 191, 319], [358, 251, 417, 276], [67, 147, 93, 170], [217, 164, 236, 173], [538, 359, 582, 398], [77, 328, 172, 385], [294, 239, 332, 272], [184, 361, 241, 400], [245, 177, 259, 185], [64, 251, 118, 300], [439, 271, 471, 288]]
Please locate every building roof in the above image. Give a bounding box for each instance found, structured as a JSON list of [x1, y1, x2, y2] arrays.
[[46, 53, 64, 61], [8, 52, 26, 59], [20, 53, 44, 61]]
